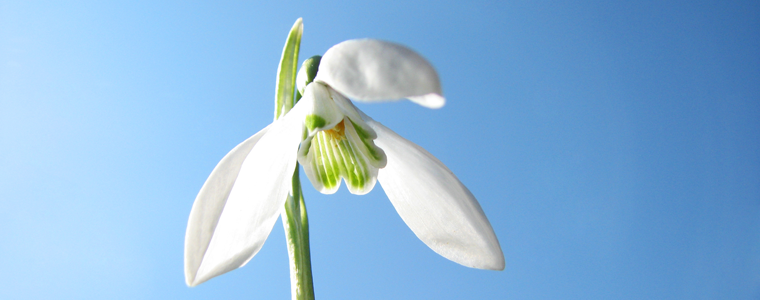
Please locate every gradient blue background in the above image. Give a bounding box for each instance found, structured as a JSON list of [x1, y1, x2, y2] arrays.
[[2, 1, 758, 299]]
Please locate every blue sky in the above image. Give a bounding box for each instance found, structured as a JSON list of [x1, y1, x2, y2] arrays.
[[1, 1, 758, 299]]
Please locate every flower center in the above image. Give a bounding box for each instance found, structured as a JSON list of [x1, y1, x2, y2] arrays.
[[323, 120, 346, 140], [298, 116, 386, 195], [296, 82, 387, 195]]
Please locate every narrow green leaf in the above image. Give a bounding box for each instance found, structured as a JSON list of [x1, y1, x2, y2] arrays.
[[274, 18, 303, 120]]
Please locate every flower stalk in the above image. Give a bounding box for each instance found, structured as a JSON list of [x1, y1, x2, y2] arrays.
[[282, 167, 314, 300], [275, 18, 315, 300]]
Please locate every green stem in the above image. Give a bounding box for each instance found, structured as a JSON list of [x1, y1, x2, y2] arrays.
[[275, 18, 314, 300], [282, 166, 314, 300]]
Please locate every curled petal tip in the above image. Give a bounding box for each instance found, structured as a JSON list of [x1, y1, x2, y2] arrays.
[[408, 93, 445, 109]]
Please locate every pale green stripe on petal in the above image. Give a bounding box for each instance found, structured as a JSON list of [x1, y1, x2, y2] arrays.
[[330, 134, 348, 185], [340, 138, 362, 189], [298, 118, 381, 195], [310, 136, 326, 191], [350, 119, 373, 139], [346, 119, 386, 168], [315, 133, 334, 193], [320, 131, 340, 192]]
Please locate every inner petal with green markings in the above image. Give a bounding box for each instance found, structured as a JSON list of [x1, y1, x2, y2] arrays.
[[297, 82, 387, 195]]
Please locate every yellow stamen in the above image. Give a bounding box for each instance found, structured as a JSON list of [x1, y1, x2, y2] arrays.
[[323, 120, 346, 140]]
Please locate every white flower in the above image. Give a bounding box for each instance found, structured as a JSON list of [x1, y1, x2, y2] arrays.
[[184, 39, 504, 287]]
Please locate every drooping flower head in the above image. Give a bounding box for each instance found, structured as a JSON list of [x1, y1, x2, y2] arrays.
[[185, 35, 503, 287]]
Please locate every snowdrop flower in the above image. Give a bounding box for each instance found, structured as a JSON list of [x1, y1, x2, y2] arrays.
[[184, 39, 504, 286]]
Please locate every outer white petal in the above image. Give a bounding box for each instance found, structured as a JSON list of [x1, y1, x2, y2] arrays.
[[185, 105, 306, 286], [315, 39, 446, 109], [368, 120, 504, 270], [184, 125, 270, 286]]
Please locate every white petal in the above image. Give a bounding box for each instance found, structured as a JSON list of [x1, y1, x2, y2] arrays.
[[315, 39, 446, 109], [408, 94, 445, 109], [343, 118, 386, 169], [368, 120, 504, 270], [185, 105, 306, 286], [184, 125, 270, 286], [300, 83, 345, 135], [326, 86, 378, 140]]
